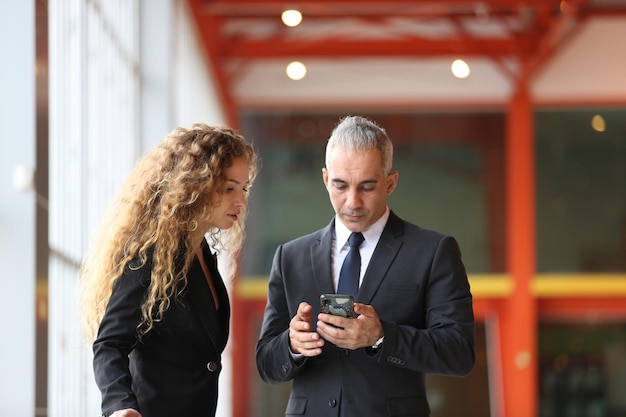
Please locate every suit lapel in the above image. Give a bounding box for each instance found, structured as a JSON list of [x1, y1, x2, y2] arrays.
[[311, 220, 335, 296], [186, 243, 229, 354], [357, 211, 404, 304]]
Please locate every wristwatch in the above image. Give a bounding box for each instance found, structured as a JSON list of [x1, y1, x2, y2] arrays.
[[371, 336, 384, 350]]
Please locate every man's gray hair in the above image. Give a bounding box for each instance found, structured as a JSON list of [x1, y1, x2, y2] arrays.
[[325, 115, 393, 174]]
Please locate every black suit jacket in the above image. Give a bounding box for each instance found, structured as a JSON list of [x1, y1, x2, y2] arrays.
[[93, 239, 230, 417], [256, 211, 475, 417]]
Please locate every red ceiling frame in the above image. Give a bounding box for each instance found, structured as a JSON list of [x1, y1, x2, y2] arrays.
[[187, 0, 626, 108]]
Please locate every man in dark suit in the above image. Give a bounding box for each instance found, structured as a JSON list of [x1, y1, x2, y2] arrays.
[[256, 115, 475, 417]]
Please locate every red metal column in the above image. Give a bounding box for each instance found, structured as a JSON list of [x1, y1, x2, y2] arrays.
[[186, 0, 238, 127], [499, 84, 538, 417]]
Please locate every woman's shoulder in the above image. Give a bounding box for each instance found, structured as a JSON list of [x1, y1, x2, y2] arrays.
[[120, 248, 154, 287]]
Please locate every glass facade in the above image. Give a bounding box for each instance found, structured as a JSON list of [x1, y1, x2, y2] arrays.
[[539, 322, 626, 417], [239, 111, 507, 277], [535, 108, 626, 417], [536, 109, 626, 272]]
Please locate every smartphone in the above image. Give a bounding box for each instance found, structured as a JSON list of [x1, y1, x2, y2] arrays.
[[320, 294, 355, 318]]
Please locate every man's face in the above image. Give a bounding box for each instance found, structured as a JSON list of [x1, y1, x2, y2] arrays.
[[322, 145, 398, 232]]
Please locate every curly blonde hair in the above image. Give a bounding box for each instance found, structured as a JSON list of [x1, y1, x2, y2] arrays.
[[81, 123, 257, 342]]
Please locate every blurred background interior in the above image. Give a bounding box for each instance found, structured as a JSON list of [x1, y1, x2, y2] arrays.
[[1, 0, 625, 416]]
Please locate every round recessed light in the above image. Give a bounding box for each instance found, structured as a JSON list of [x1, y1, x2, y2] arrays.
[[286, 61, 307, 80], [281, 10, 302, 27], [451, 59, 470, 79]]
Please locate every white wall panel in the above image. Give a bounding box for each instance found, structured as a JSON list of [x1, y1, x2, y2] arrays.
[[0, 2, 37, 415]]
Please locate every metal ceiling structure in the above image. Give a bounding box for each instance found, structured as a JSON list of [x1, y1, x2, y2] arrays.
[[187, 0, 626, 122]]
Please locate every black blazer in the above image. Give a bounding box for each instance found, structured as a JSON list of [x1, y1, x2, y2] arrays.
[[256, 211, 475, 417], [93, 239, 230, 417]]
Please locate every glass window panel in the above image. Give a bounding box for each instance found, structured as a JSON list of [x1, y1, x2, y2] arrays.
[[539, 322, 626, 417], [536, 109, 626, 272], [239, 111, 506, 276]]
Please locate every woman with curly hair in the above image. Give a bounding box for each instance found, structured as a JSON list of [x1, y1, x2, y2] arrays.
[[81, 123, 257, 417]]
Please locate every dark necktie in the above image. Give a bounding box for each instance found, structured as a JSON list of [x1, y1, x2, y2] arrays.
[[337, 232, 365, 297]]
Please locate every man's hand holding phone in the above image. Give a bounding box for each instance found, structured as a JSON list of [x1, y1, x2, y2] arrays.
[[317, 296, 384, 351], [288, 302, 325, 357]]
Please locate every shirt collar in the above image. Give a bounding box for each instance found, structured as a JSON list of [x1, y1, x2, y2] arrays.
[[334, 207, 390, 249]]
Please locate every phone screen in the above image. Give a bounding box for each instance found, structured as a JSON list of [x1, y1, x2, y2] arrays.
[[320, 294, 354, 318]]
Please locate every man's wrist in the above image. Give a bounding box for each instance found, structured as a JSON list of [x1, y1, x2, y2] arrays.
[[371, 336, 384, 350]]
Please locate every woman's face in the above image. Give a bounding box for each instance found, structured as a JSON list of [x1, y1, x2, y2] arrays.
[[208, 156, 250, 230]]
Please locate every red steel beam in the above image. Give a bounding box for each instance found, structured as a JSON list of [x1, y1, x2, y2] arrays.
[[217, 37, 534, 58]]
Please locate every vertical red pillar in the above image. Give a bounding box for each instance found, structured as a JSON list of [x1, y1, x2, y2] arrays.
[[500, 84, 538, 417]]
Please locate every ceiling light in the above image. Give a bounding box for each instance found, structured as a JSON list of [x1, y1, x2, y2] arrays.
[[591, 114, 605, 132], [451, 59, 470, 79], [286, 61, 307, 80], [281, 9, 302, 27]]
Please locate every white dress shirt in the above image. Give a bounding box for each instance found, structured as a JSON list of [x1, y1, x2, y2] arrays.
[[331, 208, 390, 292]]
